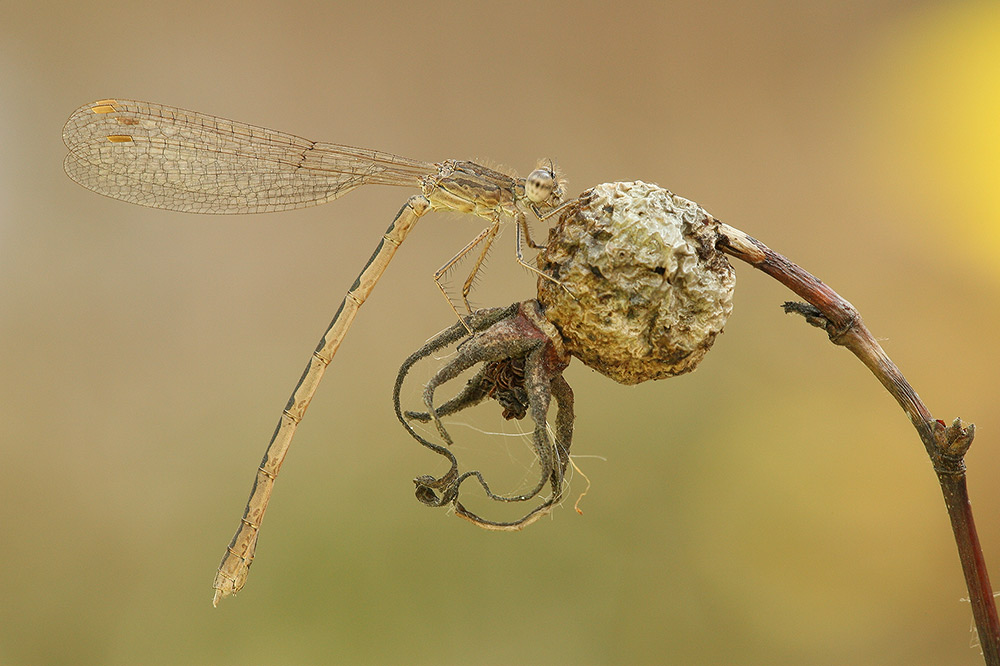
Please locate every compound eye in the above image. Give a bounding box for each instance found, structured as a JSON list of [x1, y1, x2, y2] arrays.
[[525, 168, 556, 204]]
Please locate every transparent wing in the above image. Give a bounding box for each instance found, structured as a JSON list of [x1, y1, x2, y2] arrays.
[[62, 99, 438, 214]]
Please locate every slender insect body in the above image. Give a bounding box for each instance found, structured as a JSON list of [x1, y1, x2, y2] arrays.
[[61, 98, 567, 604]]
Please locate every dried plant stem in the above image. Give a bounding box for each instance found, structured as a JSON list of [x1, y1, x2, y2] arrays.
[[716, 222, 999, 664]]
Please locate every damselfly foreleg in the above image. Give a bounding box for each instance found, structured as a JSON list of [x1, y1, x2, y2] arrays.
[[514, 210, 564, 289]]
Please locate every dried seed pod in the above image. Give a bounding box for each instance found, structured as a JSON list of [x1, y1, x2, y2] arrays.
[[537, 181, 735, 384]]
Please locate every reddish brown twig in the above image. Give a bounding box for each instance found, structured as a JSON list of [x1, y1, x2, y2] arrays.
[[717, 222, 999, 665]]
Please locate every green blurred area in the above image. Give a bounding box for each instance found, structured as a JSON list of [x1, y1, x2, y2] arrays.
[[2, 1, 999, 664]]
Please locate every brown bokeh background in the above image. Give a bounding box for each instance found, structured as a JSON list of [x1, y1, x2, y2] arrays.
[[3, 1, 1000, 664]]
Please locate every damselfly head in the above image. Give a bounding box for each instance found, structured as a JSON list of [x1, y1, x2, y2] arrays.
[[524, 161, 566, 208]]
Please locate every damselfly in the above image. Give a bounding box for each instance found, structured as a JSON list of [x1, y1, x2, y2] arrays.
[[62, 99, 569, 605]]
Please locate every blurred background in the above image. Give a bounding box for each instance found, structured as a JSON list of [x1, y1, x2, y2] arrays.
[[3, 1, 999, 664]]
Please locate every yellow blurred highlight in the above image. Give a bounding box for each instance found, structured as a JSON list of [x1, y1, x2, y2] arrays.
[[869, 2, 1000, 256]]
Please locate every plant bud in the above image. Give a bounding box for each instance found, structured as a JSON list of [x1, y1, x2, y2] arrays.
[[537, 181, 735, 384]]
